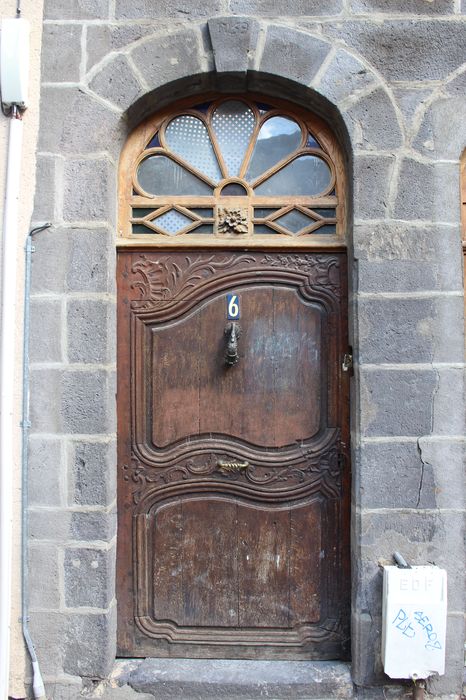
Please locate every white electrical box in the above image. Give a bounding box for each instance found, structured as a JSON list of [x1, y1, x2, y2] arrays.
[[382, 565, 447, 680], [0, 18, 30, 108]]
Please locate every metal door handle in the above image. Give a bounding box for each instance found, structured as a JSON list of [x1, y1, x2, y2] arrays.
[[217, 460, 249, 473], [224, 322, 241, 366]]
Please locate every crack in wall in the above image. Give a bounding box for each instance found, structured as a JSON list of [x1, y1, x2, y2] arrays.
[[415, 367, 440, 508]]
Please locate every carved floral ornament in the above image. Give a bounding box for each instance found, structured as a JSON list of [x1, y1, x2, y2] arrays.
[[119, 96, 345, 246]]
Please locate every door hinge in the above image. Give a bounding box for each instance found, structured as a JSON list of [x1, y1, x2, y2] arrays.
[[342, 351, 353, 373]]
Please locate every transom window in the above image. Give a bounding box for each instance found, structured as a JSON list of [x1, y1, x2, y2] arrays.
[[119, 95, 346, 247]]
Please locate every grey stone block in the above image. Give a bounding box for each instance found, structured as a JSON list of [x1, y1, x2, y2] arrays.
[[64, 546, 114, 608], [359, 369, 437, 437], [356, 442, 436, 510], [207, 17, 259, 74], [41, 24, 82, 83], [349, 0, 455, 13], [426, 614, 465, 696], [69, 440, 116, 506], [43, 675, 83, 700], [316, 49, 376, 106], [115, 0, 224, 18], [30, 368, 114, 434], [30, 298, 63, 363], [29, 437, 63, 507], [70, 509, 116, 542], [417, 439, 465, 510], [38, 87, 124, 158], [29, 544, 61, 608], [123, 658, 355, 698], [355, 255, 463, 293], [63, 158, 111, 223], [67, 299, 114, 364], [89, 55, 143, 112], [353, 222, 463, 292], [230, 0, 343, 13], [392, 87, 434, 134], [64, 605, 117, 677], [353, 155, 395, 220], [343, 88, 403, 151], [130, 29, 208, 93], [259, 26, 331, 86], [86, 25, 157, 72], [30, 227, 113, 295], [357, 296, 464, 364], [323, 21, 466, 82], [32, 154, 57, 222], [66, 228, 114, 294], [351, 611, 384, 686], [28, 611, 66, 676], [62, 369, 114, 433], [30, 368, 62, 433], [44, 0, 109, 19], [393, 159, 459, 223], [29, 508, 71, 542], [433, 367, 465, 435], [413, 96, 466, 160], [359, 511, 465, 611]]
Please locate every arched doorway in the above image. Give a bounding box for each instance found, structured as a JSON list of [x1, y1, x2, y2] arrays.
[[116, 94, 351, 660]]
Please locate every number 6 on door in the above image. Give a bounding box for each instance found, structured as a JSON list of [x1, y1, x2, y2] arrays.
[[227, 294, 240, 320]]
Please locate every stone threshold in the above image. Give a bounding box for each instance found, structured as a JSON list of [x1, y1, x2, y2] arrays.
[[110, 658, 357, 699]]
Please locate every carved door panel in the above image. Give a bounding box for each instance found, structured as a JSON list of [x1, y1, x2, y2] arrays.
[[117, 250, 350, 659]]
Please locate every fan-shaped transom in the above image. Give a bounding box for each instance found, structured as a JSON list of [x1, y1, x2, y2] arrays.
[[119, 95, 346, 247]]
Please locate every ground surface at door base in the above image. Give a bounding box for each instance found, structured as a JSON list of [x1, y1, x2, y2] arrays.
[[112, 658, 357, 698]]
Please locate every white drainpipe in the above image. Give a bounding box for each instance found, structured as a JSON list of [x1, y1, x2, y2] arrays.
[[0, 105, 23, 699]]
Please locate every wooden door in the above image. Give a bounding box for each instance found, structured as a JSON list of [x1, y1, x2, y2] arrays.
[[117, 249, 350, 659]]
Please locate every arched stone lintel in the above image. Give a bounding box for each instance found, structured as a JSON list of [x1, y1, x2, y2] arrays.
[[83, 18, 402, 159]]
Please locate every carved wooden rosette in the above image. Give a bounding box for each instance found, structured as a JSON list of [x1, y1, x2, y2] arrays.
[[117, 250, 350, 659]]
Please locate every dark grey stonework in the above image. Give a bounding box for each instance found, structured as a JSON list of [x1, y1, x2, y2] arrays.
[[323, 20, 466, 81], [259, 26, 331, 85], [28, 8, 466, 699]]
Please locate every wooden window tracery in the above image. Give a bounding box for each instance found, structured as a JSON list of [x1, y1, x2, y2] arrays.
[[118, 95, 347, 249]]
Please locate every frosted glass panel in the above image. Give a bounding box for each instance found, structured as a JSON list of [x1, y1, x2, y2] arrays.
[[275, 209, 315, 234], [153, 209, 193, 234], [165, 115, 222, 181], [137, 155, 213, 196], [254, 156, 332, 196], [212, 100, 255, 177], [246, 116, 302, 181]]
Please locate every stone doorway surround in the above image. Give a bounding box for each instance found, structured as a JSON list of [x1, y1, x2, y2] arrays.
[[28, 12, 465, 700]]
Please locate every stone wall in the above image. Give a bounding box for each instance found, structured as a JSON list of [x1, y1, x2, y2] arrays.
[[27, 1, 465, 697]]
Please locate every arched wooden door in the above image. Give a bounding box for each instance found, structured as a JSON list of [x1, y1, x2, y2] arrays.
[[116, 96, 351, 660]]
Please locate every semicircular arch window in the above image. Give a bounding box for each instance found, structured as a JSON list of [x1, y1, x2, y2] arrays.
[[121, 96, 345, 245]]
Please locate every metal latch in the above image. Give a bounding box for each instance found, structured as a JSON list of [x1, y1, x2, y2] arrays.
[[342, 352, 353, 372]]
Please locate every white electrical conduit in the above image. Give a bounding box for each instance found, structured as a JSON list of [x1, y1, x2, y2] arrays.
[[0, 106, 23, 699]]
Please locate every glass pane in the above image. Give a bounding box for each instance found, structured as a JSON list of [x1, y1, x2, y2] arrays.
[[312, 208, 337, 218], [307, 134, 320, 148], [132, 208, 157, 219], [147, 133, 161, 148], [132, 223, 151, 234], [188, 223, 213, 234], [211, 100, 255, 177], [275, 209, 315, 234], [153, 209, 193, 234], [190, 208, 214, 218], [246, 116, 302, 181], [316, 224, 337, 235], [220, 182, 248, 196], [137, 155, 213, 196], [253, 208, 280, 218], [254, 156, 332, 196], [254, 224, 280, 234], [164, 115, 222, 181]]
